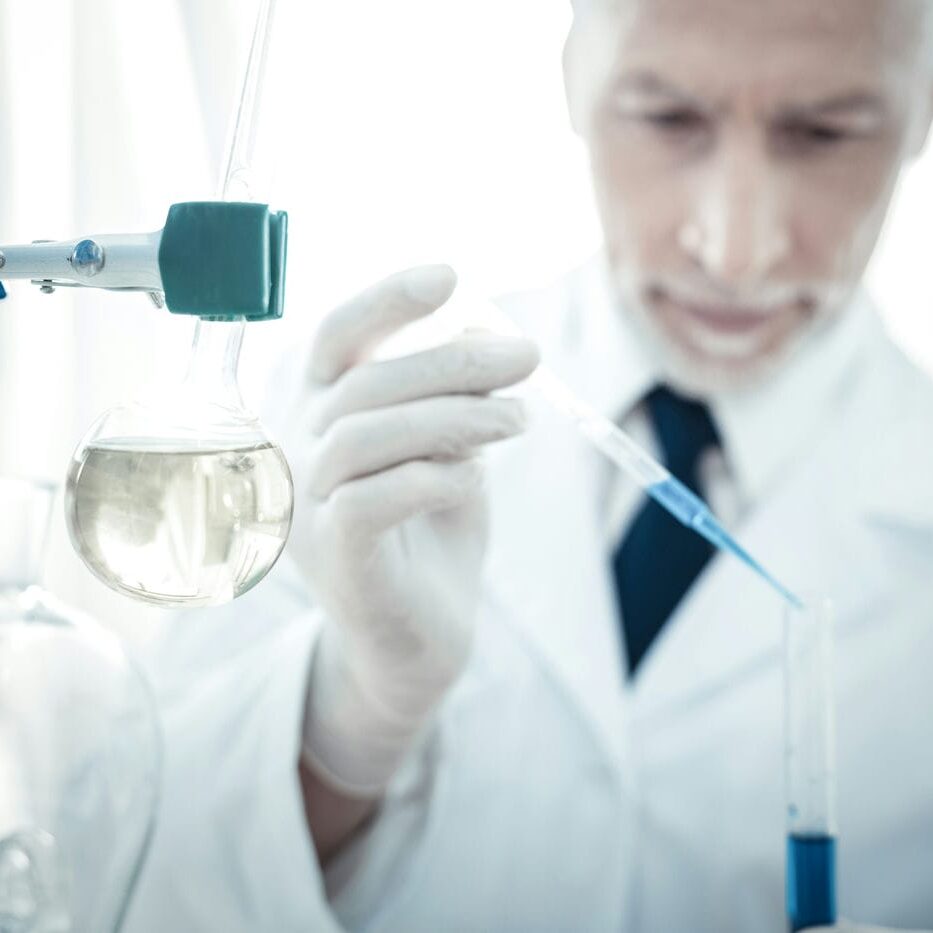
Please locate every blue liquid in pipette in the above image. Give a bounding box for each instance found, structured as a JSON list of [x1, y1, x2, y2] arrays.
[[786, 834, 836, 931], [648, 477, 802, 608]]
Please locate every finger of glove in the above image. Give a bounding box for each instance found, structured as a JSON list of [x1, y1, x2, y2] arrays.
[[323, 458, 483, 544], [308, 395, 526, 499], [308, 265, 458, 385], [312, 334, 540, 434]]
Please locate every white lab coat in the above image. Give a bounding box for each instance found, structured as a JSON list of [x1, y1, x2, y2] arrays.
[[124, 264, 933, 933]]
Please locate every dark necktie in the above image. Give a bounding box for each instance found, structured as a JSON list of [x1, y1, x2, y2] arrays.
[[612, 385, 721, 676]]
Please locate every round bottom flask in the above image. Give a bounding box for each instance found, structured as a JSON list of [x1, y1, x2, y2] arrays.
[[0, 477, 161, 933], [65, 319, 293, 608]]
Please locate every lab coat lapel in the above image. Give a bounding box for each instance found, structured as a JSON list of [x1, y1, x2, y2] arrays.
[[852, 353, 933, 533], [630, 468, 853, 721], [483, 261, 653, 763], [486, 399, 629, 763]]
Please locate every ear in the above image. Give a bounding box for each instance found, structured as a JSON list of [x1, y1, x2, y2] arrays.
[[906, 82, 933, 160]]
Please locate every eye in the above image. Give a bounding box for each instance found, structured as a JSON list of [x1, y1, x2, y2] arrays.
[[643, 108, 706, 133], [779, 120, 854, 149], [807, 125, 848, 142]]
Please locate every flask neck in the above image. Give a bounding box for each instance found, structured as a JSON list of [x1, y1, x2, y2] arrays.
[[183, 319, 246, 404], [0, 477, 54, 592]]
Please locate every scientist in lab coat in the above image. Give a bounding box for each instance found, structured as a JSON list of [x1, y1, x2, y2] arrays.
[[125, 0, 933, 931]]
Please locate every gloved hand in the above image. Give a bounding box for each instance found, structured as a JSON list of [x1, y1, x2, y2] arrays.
[[287, 264, 539, 797]]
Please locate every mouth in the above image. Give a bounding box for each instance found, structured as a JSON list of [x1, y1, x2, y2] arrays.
[[645, 285, 813, 362]]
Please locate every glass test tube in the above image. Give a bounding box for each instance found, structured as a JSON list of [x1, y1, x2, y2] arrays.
[[784, 598, 837, 932]]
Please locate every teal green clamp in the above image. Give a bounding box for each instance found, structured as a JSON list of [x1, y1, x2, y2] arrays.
[[158, 202, 288, 321]]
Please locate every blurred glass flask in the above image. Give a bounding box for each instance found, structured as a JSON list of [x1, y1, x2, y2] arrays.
[[65, 319, 293, 608], [0, 477, 162, 932]]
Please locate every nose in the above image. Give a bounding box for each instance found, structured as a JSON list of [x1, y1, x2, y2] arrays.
[[678, 139, 790, 289]]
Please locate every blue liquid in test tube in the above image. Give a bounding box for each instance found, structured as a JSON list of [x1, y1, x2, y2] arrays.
[[787, 834, 836, 931]]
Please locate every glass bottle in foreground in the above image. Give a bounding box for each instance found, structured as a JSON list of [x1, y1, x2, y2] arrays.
[[0, 476, 162, 933]]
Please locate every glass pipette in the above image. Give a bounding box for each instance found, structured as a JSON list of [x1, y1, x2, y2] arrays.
[[219, 0, 277, 203], [467, 297, 802, 608]]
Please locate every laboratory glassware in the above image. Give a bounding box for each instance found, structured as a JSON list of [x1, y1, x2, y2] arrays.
[[65, 320, 293, 608], [64, 0, 293, 608], [0, 476, 162, 933], [784, 597, 837, 931]]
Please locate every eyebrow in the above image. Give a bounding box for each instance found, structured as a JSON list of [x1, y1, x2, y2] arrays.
[[781, 92, 888, 120], [613, 71, 698, 101], [614, 72, 889, 121]]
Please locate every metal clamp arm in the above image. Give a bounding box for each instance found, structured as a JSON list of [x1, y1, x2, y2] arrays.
[[0, 231, 162, 291]]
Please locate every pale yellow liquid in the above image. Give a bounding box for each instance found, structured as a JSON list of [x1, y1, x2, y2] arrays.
[[65, 440, 293, 607]]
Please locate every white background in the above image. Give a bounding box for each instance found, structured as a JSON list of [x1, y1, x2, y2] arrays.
[[1, 0, 931, 637]]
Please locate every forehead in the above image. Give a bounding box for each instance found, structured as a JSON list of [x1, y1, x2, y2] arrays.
[[590, 0, 931, 99]]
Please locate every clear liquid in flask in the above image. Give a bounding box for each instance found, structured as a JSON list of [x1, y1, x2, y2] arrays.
[[65, 439, 293, 607]]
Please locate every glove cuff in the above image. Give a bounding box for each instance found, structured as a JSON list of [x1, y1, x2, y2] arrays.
[[300, 620, 439, 797]]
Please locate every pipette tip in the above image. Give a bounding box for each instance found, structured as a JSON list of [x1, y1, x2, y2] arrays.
[[692, 510, 802, 608], [721, 536, 802, 609]]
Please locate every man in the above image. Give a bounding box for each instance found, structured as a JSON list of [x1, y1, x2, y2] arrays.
[[125, 0, 933, 930]]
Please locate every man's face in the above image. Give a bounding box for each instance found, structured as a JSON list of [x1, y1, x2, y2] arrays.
[[565, 0, 933, 392]]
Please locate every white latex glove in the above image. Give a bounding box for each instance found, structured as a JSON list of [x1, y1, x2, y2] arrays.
[[286, 265, 539, 796]]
